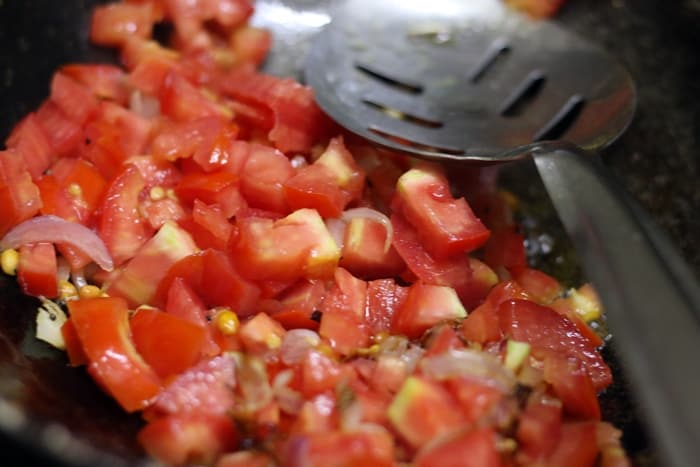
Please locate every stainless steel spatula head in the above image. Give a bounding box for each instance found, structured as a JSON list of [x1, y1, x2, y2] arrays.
[[304, 0, 636, 162]]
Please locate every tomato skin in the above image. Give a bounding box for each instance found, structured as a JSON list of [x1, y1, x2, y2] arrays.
[[390, 211, 475, 303], [67, 297, 162, 412], [98, 164, 149, 266], [49, 72, 99, 126], [17, 242, 58, 298], [5, 113, 53, 180], [61, 319, 88, 366], [221, 69, 331, 153], [365, 278, 408, 334], [498, 299, 612, 390], [35, 101, 83, 157], [130, 307, 207, 380], [544, 354, 601, 420], [0, 150, 42, 237], [138, 413, 239, 466], [414, 428, 502, 467]]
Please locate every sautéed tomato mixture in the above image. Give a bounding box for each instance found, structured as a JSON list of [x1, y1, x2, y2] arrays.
[[0, 0, 629, 465]]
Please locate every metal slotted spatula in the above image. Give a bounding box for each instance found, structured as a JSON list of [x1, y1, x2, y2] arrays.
[[253, 0, 700, 465]]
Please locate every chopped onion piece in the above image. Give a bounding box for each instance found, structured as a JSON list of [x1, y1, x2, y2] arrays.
[[0, 215, 114, 272], [232, 353, 273, 416], [273, 369, 303, 415], [377, 335, 424, 373], [325, 218, 347, 251], [36, 299, 67, 350], [341, 207, 393, 253], [280, 329, 321, 365], [420, 348, 516, 393], [129, 90, 160, 118]]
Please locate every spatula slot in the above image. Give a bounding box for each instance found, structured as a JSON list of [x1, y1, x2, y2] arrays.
[[500, 71, 546, 117], [534, 95, 586, 141], [467, 38, 511, 83], [355, 63, 423, 94], [368, 127, 464, 155], [362, 99, 443, 129]]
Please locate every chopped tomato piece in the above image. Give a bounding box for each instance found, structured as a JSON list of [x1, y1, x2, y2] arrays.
[[5, 113, 53, 180], [49, 72, 99, 126], [17, 242, 58, 298], [414, 428, 502, 467], [284, 429, 394, 467], [395, 165, 490, 258], [138, 413, 238, 466], [221, 69, 331, 154], [98, 164, 150, 266], [90, 2, 157, 46], [391, 282, 466, 340], [498, 299, 612, 390], [0, 150, 42, 237], [130, 307, 207, 379], [68, 297, 162, 412]]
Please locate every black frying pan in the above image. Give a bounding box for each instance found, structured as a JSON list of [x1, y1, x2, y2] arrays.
[[1, 0, 699, 465]]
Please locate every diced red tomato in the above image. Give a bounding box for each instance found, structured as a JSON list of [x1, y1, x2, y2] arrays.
[[35, 101, 83, 157], [216, 451, 275, 467], [505, 0, 566, 18], [284, 429, 394, 467], [138, 413, 238, 466], [67, 297, 162, 412], [230, 26, 272, 66], [150, 353, 236, 417], [388, 376, 466, 450], [49, 72, 99, 126], [392, 282, 466, 340], [391, 211, 476, 303], [239, 312, 286, 354], [414, 428, 502, 467], [17, 242, 58, 298], [61, 319, 88, 366], [545, 421, 600, 467], [544, 354, 601, 420], [365, 278, 408, 334], [5, 113, 53, 180], [221, 68, 331, 154], [498, 299, 612, 390], [339, 216, 405, 279], [0, 150, 42, 237], [232, 209, 340, 281], [484, 226, 527, 276], [98, 164, 149, 266], [239, 142, 295, 213], [516, 397, 562, 462], [157, 249, 261, 317], [130, 307, 207, 380], [395, 165, 490, 259], [90, 2, 158, 47], [60, 64, 128, 103], [514, 267, 563, 304]]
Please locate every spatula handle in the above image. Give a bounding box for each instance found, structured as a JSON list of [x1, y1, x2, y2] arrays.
[[533, 147, 700, 467]]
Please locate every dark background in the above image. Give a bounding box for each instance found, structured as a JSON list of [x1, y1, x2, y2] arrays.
[[0, 0, 698, 465]]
